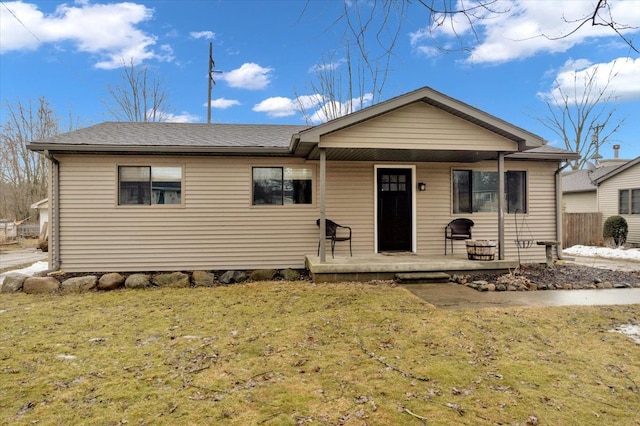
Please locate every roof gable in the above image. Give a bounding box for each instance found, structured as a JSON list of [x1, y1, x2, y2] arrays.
[[295, 86, 546, 151], [594, 156, 640, 184]]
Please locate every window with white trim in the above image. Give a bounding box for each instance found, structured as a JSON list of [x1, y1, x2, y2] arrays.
[[118, 166, 182, 205]]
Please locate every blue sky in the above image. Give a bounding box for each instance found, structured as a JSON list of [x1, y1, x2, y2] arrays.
[[1, 0, 639, 161]]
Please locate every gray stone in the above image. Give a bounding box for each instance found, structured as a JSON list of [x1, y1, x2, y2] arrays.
[[250, 269, 277, 281], [496, 284, 507, 292], [1, 273, 28, 293], [125, 274, 151, 289], [98, 273, 125, 291], [279, 268, 300, 281], [219, 270, 248, 285], [23, 277, 60, 294], [192, 270, 215, 287], [153, 272, 190, 288], [62, 275, 97, 293]]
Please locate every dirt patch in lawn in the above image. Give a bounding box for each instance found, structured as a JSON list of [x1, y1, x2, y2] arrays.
[[466, 262, 640, 291]]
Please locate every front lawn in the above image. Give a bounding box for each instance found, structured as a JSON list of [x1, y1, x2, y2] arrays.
[[0, 282, 638, 425]]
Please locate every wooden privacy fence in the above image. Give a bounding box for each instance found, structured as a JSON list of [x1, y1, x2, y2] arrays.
[[563, 213, 602, 248]]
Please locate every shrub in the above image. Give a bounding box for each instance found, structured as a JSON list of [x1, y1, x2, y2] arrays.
[[603, 215, 628, 247]]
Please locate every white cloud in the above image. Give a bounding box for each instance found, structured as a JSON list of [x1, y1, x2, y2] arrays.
[[309, 61, 341, 73], [190, 31, 216, 40], [253, 96, 299, 117], [206, 98, 241, 109], [155, 111, 200, 123], [0, 1, 167, 69], [538, 57, 640, 105], [411, 1, 640, 64], [252, 93, 374, 123], [221, 63, 273, 90], [307, 93, 374, 123], [252, 94, 325, 118]]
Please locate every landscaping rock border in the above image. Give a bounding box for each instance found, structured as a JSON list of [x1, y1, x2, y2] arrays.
[[452, 263, 640, 292], [0, 268, 308, 295]]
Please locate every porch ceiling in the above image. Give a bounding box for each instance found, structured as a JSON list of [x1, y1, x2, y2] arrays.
[[306, 146, 503, 162]]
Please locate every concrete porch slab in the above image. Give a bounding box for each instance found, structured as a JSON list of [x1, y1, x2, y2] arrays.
[[305, 254, 519, 283]]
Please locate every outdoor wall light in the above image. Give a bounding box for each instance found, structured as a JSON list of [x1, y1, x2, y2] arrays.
[[418, 182, 426, 191]]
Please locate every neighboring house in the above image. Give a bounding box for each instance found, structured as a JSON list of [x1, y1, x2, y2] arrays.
[[562, 157, 629, 213], [27, 86, 579, 273], [30, 198, 49, 238], [595, 156, 640, 246]]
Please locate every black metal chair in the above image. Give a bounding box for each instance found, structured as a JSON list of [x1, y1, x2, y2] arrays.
[[444, 218, 474, 255], [316, 218, 352, 258]]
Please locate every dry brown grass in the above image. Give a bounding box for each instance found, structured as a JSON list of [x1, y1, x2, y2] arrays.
[[0, 282, 639, 425]]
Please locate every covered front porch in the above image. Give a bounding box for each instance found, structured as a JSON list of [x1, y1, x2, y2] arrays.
[[305, 253, 519, 283]]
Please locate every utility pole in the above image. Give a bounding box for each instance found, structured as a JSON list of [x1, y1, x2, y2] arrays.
[[590, 124, 605, 167], [207, 42, 222, 124]]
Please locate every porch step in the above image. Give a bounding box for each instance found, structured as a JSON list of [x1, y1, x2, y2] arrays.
[[395, 272, 451, 284]]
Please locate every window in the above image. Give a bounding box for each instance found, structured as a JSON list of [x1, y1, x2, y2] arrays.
[[252, 167, 312, 205], [380, 173, 407, 192], [452, 170, 527, 213], [619, 188, 640, 214], [118, 166, 182, 205]]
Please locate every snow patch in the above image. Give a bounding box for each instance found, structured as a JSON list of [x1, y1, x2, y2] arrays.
[[0, 261, 49, 287], [609, 324, 640, 344], [563, 245, 640, 261]]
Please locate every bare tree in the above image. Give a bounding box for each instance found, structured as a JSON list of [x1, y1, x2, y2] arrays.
[[103, 58, 172, 122], [544, 0, 638, 53], [0, 98, 60, 221], [535, 64, 625, 170], [295, 46, 378, 124]]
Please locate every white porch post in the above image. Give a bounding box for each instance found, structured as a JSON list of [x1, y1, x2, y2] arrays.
[[319, 148, 327, 262], [498, 152, 505, 260]]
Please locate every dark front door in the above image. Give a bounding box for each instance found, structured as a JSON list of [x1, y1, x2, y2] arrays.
[[377, 168, 412, 252]]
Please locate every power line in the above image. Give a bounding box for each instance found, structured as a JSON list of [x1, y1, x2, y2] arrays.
[[1, 0, 42, 44]]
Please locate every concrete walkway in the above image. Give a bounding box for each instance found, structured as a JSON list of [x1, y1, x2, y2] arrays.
[[0, 248, 47, 271], [404, 255, 640, 310], [404, 282, 640, 310]]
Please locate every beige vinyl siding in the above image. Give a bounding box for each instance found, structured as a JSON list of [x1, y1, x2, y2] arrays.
[[563, 191, 598, 213], [320, 103, 519, 152], [597, 164, 640, 245], [57, 154, 321, 272], [57, 155, 557, 272], [415, 160, 557, 263]]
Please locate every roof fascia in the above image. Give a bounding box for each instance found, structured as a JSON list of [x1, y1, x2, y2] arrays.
[[27, 143, 293, 156], [505, 151, 581, 161]]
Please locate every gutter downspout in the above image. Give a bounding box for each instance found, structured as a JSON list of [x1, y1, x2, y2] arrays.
[[555, 162, 573, 261], [44, 150, 61, 271]]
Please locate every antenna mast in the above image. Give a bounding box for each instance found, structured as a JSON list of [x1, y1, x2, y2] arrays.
[[207, 42, 222, 124]]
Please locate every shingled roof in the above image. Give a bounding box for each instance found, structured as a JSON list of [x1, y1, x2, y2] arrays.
[[28, 122, 310, 154], [562, 160, 630, 193]]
